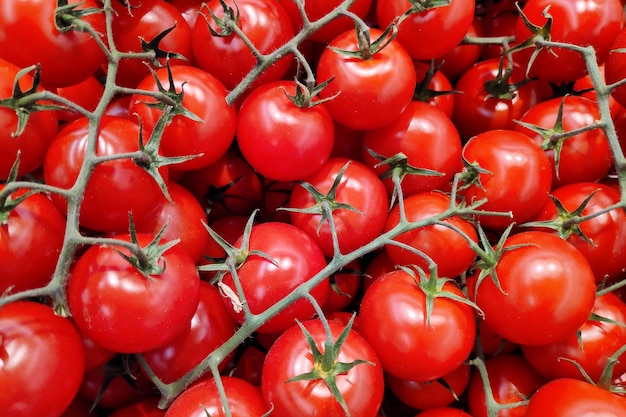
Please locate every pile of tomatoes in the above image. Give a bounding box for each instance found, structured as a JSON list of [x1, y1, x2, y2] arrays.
[[2, 0, 626, 416]]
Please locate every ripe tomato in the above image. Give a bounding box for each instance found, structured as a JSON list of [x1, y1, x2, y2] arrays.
[[514, 95, 613, 187], [43, 116, 167, 233], [141, 282, 238, 383], [528, 182, 626, 283], [108, 0, 193, 88], [0, 301, 85, 417], [287, 158, 389, 258], [384, 191, 478, 280], [261, 318, 384, 417], [415, 409, 473, 417], [376, 0, 475, 61], [322, 259, 363, 313], [451, 59, 551, 141], [0, 58, 58, 180], [135, 181, 209, 263], [54, 74, 104, 124], [108, 398, 166, 417], [219, 222, 330, 334], [386, 364, 471, 411], [164, 376, 269, 416], [67, 233, 201, 353], [412, 62, 456, 118], [129, 65, 237, 171], [0, 186, 66, 295], [316, 27, 416, 131], [521, 292, 626, 382], [359, 268, 476, 382], [236, 80, 335, 182], [0, 0, 106, 88], [362, 101, 462, 197], [436, 17, 485, 82], [469, 231, 597, 346], [480, 0, 521, 61], [191, 0, 294, 92], [525, 378, 626, 416], [513, 0, 623, 84], [466, 354, 546, 417], [605, 28, 626, 109], [460, 129, 552, 231], [277, 0, 373, 43]]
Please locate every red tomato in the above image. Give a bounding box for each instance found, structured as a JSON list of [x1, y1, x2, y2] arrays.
[[376, 0, 475, 61], [141, 282, 237, 383], [521, 292, 626, 382], [322, 259, 363, 313], [459, 129, 552, 231], [525, 378, 626, 416], [481, 0, 521, 61], [219, 222, 330, 334], [412, 62, 456, 118], [179, 150, 263, 221], [277, 0, 373, 43], [43, 116, 167, 233], [605, 28, 626, 109], [514, 95, 613, 187], [129, 65, 237, 171], [513, 0, 623, 84], [191, 0, 294, 92], [135, 181, 209, 263], [197, 215, 249, 280], [469, 231, 597, 346], [108, 0, 193, 88], [236, 80, 335, 182], [287, 158, 389, 258], [0, 0, 106, 88], [0, 58, 58, 180], [67, 233, 201, 353], [316, 27, 417, 131], [573, 64, 622, 119], [0, 186, 66, 295], [386, 364, 471, 411], [466, 354, 545, 417], [415, 408, 473, 417], [362, 101, 462, 197], [451, 59, 551, 141], [0, 301, 85, 417], [528, 182, 626, 283], [384, 191, 478, 280], [436, 17, 485, 82], [165, 376, 268, 416], [54, 74, 104, 124], [231, 344, 266, 386], [108, 398, 166, 417], [261, 318, 384, 417], [359, 268, 476, 382]]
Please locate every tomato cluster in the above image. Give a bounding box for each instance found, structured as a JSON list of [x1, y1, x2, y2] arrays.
[[2, 0, 626, 416]]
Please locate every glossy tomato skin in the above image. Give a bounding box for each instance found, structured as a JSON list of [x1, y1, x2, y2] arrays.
[[0, 187, 66, 295], [316, 27, 416, 131], [135, 181, 209, 263], [261, 318, 384, 417], [452, 59, 551, 141], [525, 378, 626, 416], [413, 62, 456, 118], [0, 0, 106, 88], [236, 80, 335, 182], [55, 75, 104, 124], [67, 233, 201, 353], [529, 182, 626, 283], [436, 16, 484, 83], [376, 0, 475, 61], [514, 95, 613, 187], [191, 0, 294, 92], [0, 58, 58, 180], [521, 292, 626, 382], [141, 282, 238, 383], [288, 158, 389, 257], [460, 129, 552, 231], [0, 301, 85, 417], [220, 222, 330, 334], [386, 364, 471, 411], [384, 191, 478, 280], [466, 354, 546, 417], [470, 231, 597, 346], [130, 65, 237, 171], [513, 0, 623, 84], [605, 28, 626, 108], [165, 376, 268, 416], [108, 0, 192, 88], [43, 116, 167, 233], [277, 0, 373, 43], [362, 101, 462, 197], [359, 269, 476, 382]]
